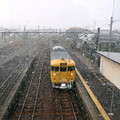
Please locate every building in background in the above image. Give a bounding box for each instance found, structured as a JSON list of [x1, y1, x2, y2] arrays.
[[97, 51, 120, 89]]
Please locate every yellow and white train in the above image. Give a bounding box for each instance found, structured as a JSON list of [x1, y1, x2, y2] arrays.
[[50, 46, 75, 89]]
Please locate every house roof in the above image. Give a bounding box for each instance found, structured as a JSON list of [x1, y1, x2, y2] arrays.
[[97, 51, 120, 64]]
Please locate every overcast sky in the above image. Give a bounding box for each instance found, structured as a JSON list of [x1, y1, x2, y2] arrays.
[[0, 0, 120, 29]]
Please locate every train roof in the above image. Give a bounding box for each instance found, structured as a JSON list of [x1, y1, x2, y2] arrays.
[[51, 46, 71, 60], [51, 51, 71, 60], [53, 46, 65, 50], [52, 46, 66, 52], [51, 59, 75, 66]]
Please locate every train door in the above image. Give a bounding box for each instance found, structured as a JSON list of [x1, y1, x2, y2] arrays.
[[59, 65, 67, 83]]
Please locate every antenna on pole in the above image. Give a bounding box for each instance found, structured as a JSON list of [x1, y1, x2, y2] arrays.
[[112, 0, 115, 17], [109, 0, 115, 52], [94, 20, 96, 31], [109, 16, 113, 52]]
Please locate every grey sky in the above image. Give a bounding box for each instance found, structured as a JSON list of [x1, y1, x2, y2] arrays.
[[0, 0, 120, 29]]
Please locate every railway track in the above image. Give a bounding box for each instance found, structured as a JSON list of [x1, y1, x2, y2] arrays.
[[0, 48, 37, 109], [0, 38, 47, 109], [11, 44, 48, 120], [0, 56, 31, 108], [3, 42, 88, 120], [53, 90, 82, 120], [0, 39, 41, 67]]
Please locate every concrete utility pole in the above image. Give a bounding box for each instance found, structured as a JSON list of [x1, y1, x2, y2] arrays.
[[96, 27, 100, 51], [109, 16, 113, 52], [24, 26, 26, 40], [108, 83, 115, 118], [94, 27, 100, 69], [38, 25, 40, 39]]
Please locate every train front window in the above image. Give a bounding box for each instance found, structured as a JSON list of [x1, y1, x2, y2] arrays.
[[51, 66, 59, 71], [53, 48, 65, 52], [60, 67, 66, 72], [68, 66, 75, 71]]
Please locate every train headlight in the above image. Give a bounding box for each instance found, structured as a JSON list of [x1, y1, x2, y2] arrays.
[[54, 73, 56, 76], [71, 73, 73, 76]]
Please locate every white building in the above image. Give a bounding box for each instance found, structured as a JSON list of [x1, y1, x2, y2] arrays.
[[97, 51, 120, 89]]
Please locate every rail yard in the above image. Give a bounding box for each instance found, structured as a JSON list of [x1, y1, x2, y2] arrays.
[[0, 33, 120, 120]]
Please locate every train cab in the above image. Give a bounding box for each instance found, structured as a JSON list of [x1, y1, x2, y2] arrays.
[[50, 46, 75, 89]]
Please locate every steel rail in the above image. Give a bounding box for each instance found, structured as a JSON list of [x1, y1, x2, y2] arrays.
[[17, 57, 40, 120], [0, 57, 26, 89], [0, 42, 26, 67], [58, 91, 78, 120], [31, 55, 45, 120], [0, 60, 28, 105], [58, 91, 64, 120], [17, 46, 45, 120], [0, 42, 38, 90], [67, 92, 78, 120], [0, 49, 34, 102], [0, 39, 37, 67]]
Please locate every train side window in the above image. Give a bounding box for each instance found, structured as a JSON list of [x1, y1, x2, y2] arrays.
[[60, 67, 66, 72], [68, 66, 75, 71], [51, 66, 59, 71]]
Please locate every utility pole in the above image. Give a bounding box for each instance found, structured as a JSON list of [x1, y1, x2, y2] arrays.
[[95, 27, 100, 68], [108, 83, 115, 118], [110, 84, 115, 115], [24, 26, 26, 40], [96, 27, 100, 51], [109, 16, 113, 52], [38, 25, 40, 39]]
